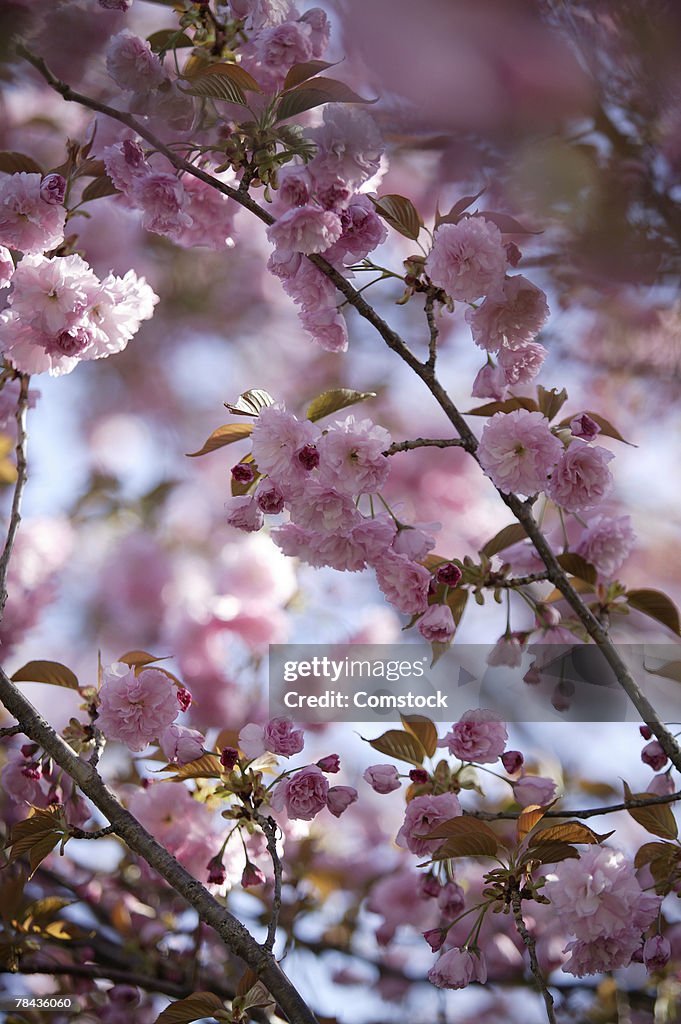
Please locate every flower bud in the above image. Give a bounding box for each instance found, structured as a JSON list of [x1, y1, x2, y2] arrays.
[[435, 562, 462, 587], [176, 687, 192, 712], [220, 746, 239, 771], [643, 934, 671, 971], [241, 861, 266, 888], [231, 462, 256, 484], [409, 768, 429, 784], [640, 725, 653, 740], [501, 750, 524, 774], [297, 444, 320, 470], [40, 173, 66, 206], [641, 740, 668, 772], [206, 856, 226, 886], [317, 754, 341, 773], [423, 928, 445, 952]]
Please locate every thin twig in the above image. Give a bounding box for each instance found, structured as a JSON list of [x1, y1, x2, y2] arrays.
[[510, 885, 556, 1024], [0, 374, 30, 621], [464, 789, 681, 821], [489, 572, 551, 588], [425, 293, 439, 369], [0, 722, 23, 738], [384, 437, 466, 455], [255, 812, 283, 953], [69, 824, 116, 840]]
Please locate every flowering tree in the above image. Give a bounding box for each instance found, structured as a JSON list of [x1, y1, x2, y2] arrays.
[[1, 2, 681, 1023]]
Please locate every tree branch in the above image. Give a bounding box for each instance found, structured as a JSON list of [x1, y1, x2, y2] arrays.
[[384, 437, 465, 455], [464, 789, 681, 821], [510, 886, 556, 1024], [255, 813, 283, 954], [0, 668, 319, 1024], [0, 373, 30, 621]]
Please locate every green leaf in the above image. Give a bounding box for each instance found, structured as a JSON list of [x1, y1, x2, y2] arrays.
[[365, 729, 426, 767], [522, 840, 579, 865], [224, 389, 275, 417], [147, 29, 194, 52], [7, 809, 68, 879], [557, 410, 635, 446], [481, 523, 528, 559], [623, 781, 678, 840], [536, 386, 568, 422], [531, 821, 613, 845], [465, 396, 540, 416], [627, 589, 681, 635], [400, 715, 437, 758], [556, 552, 597, 586], [372, 194, 422, 241], [434, 188, 486, 227], [475, 211, 541, 234], [275, 78, 376, 122], [0, 152, 43, 175], [159, 754, 223, 781], [186, 423, 253, 457], [306, 388, 376, 422], [181, 63, 262, 105], [283, 60, 338, 91], [118, 650, 169, 668], [11, 660, 79, 690], [81, 175, 120, 202], [154, 992, 226, 1024], [428, 818, 499, 860]]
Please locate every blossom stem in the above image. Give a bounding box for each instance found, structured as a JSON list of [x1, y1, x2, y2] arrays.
[[509, 883, 556, 1024], [0, 373, 30, 623]]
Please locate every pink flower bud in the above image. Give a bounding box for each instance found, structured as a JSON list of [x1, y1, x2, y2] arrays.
[[640, 725, 652, 740], [231, 462, 256, 484], [363, 764, 401, 794], [206, 857, 226, 886], [176, 687, 192, 712], [418, 874, 441, 899], [409, 768, 429, 784], [641, 740, 668, 772], [317, 754, 341, 773], [241, 862, 266, 888], [643, 934, 671, 971], [21, 743, 38, 758], [423, 928, 445, 952], [327, 785, 358, 818], [297, 443, 320, 470], [505, 241, 522, 266], [569, 412, 601, 442], [220, 746, 239, 771], [256, 480, 285, 515], [501, 750, 524, 774], [435, 562, 463, 587], [40, 173, 66, 206]]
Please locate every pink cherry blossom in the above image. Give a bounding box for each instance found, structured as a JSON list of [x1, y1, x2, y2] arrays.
[[103, 139, 150, 192], [373, 551, 431, 615], [0, 246, 14, 288], [239, 722, 267, 760], [39, 174, 66, 206], [264, 717, 304, 757], [418, 604, 456, 643], [0, 173, 66, 254], [570, 412, 601, 441], [396, 792, 462, 855], [106, 31, 168, 91], [428, 947, 487, 989], [363, 764, 401, 793], [270, 764, 330, 820], [466, 275, 549, 351], [471, 361, 507, 400], [289, 482, 359, 533], [159, 724, 205, 764], [309, 106, 384, 191], [487, 635, 524, 667], [443, 709, 507, 763], [498, 341, 547, 385], [169, 172, 237, 251], [327, 785, 358, 817], [512, 775, 557, 807], [96, 663, 179, 752], [299, 305, 349, 352], [323, 195, 388, 265], [268, 206, 342, 254], [255, 20, 314, 84], [392, 523, 438, 561], [224, 495, 264, 532], [576, 514, 635, 578], [643, 935, 671, 971], [547, 441, 614, 512], [129, 172, 192, 241], [426, 218, 507, 302], [478, 409, 563, 496], [317, 415, 391, 495], [250, 404, 319, 487], [299, 8, 330, 57]]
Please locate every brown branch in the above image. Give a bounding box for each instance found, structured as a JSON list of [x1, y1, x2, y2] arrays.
[[0, 722, 24, 737], [69, 824, 116, 840], [510, 886, 556, 1024], [255, 812, 283, 954], [0, 667, 319, 1024], [384, 437, 466, 455], [464, 789, 681, 822], [0, 374, 30, 621]]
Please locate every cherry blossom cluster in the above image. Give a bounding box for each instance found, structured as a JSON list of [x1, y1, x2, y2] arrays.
[[266, 108, 386, 353], [361, 709, 672, 989], [103, 139, 237, 251], [426, 216, 549, 397], [224, 402, 463, 640]]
